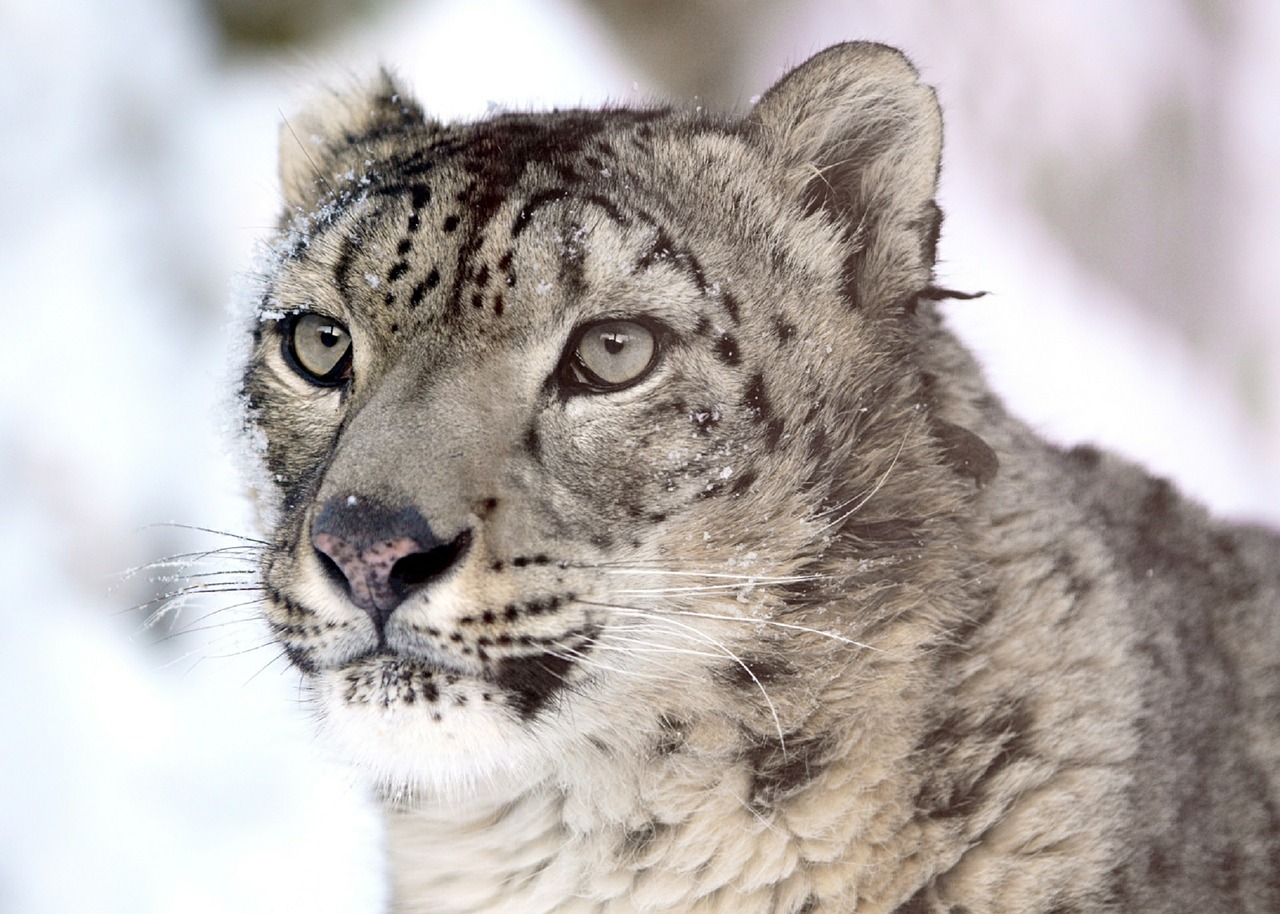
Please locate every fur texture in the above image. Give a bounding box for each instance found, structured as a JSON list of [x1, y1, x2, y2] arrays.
[[239, 43, 1280, 913]]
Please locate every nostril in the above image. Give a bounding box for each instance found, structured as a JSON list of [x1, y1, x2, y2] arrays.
[[308, 493, 480, 636], [390, 529, 474, 591], [314, 546, 349, 591], [310, 494, 467, 626]]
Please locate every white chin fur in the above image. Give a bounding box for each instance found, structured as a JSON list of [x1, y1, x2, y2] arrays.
[[310, 670, 555, 800]]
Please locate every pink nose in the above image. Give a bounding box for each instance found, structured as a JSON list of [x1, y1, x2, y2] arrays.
[[311, 531, 426, 614], [309, 495, 472, 634]]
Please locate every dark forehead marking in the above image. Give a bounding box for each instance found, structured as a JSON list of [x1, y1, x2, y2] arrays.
[[636, 226, 710, 297], [509, 184, 635, 242], [290, 109, 678, 318], [512, 188, 570, 237], [427, 112, 667, 314]]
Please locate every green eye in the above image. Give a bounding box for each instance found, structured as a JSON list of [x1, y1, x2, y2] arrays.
[[284, 313, 352, 386], [564, 319, 658, 392]]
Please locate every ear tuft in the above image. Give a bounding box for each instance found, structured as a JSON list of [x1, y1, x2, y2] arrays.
[[751, 42, 943, 313], [278, 70, 427, 213]]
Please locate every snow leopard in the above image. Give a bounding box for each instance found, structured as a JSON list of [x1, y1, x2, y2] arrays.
[[239, 42, 1280, 913]]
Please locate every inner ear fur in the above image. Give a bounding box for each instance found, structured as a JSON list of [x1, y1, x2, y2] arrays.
[[751, 42, 943, 313], [278, 70, 427, 214]]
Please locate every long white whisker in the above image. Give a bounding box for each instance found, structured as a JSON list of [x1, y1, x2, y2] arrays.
[[816, 421, 916, 534], [585, 601, 785, 747], [601, 569, 818, 583], [140, 522, 271, 546]]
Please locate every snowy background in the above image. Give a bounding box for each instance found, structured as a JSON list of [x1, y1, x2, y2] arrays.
[[2, 0, 1278, 911]]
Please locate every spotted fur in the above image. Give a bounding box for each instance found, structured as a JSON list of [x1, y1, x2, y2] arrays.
[[239, 43, 1280, 913]]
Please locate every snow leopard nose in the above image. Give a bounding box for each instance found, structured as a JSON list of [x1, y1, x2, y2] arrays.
[[310, 495, 472, 632]]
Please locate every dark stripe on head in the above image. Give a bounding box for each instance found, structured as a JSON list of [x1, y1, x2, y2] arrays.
[[512, 188, 570, 237]]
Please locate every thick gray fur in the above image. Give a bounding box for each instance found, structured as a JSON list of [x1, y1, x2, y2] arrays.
[[240, 42, 1280, 913]]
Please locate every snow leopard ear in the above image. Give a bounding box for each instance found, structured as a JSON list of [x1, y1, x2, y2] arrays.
[[278, 70, 428, 213], [751, 42, 943, 314]]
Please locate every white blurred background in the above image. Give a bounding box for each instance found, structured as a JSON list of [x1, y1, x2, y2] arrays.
[[1, 0, 1277, 911]]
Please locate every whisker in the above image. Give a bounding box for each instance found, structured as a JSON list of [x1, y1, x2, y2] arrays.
[[140, 522, 271, 546], [154, 608, 267, 642], [583, 601, 785, 748], [545, 645, 680, 684], [242, 646, 294, 687], [648, 607, 884, 654]]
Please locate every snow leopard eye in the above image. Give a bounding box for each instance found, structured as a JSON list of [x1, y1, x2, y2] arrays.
[[283, 313, 352, 386], [561, 319, 659, 393]]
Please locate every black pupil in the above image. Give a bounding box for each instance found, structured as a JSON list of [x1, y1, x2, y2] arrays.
[[603, 333, 625, 355], [319, 327, 342, 348]]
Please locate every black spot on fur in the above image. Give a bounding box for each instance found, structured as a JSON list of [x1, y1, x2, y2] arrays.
[[523, 422, 541, 461], [332, 236, 357, 298], [931, 419, 999, 487], [412, 267, 440, 303], [396, 238, 412, 256], [729, 468, 758, 495], [765, 418, 786, 451], [497, 249, 516, 287], [744, 373, 771, 420], [683, 250, 708, 294], [281, 641, 318, 675], [914, 699, 1034, 821], [721, 291, 740, 323], [744, 731, 833, 810], [719, 653, 794, 690], [713, 333, 742, 365], [773, 317, 797, 344], [387, 260, 408, 282], [442, 214, 460, 232], [491, 652, 575, 720]]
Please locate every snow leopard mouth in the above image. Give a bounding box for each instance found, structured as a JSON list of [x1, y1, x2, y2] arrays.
[[335, 637, 591, 721]]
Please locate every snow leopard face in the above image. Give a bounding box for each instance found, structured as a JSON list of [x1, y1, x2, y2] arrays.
[[241, 46, 956, 796]]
